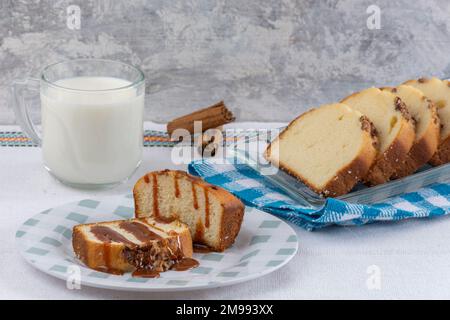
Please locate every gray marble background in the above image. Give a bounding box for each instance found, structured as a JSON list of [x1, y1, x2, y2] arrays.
[[1, 0, 450, 124]]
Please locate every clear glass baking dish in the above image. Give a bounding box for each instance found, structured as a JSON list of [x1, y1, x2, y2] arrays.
[[227, 129, 450, 209]]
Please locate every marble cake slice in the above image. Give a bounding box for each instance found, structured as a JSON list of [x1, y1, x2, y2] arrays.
[[72, 217, 193, 276], [264, 103, 378, 197]]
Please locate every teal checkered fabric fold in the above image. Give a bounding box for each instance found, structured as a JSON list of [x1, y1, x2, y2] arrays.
[[188, 159, 450, 230]]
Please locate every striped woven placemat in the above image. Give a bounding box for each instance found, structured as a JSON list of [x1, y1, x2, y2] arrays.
[[0, 130, 249, 147]]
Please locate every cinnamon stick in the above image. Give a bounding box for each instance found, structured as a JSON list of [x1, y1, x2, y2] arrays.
[[167, 101, 235, 136]]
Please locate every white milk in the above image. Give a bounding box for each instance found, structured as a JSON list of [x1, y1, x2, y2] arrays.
[[41, 76, 144, 185]]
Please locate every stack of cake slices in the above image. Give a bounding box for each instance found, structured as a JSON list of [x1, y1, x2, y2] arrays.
[[265, 77, 448, 197]]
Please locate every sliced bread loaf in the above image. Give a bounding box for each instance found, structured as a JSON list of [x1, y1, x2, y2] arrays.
[[341, 87, 415, 185], [72, 217, 193, 276], [134, 170, 244, 252], [404, 77, 450, 166], [381, 85, 440, 178], [264, 103, 378, 197]]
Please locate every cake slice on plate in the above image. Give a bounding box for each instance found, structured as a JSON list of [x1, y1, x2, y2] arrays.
[[264, 103, 378, 197], [381, 85, 440, 178], [341, 87, 415, 185], [133, 170, 244, 252], [404, 77, 450, 166], [72, 217, 194, 277]]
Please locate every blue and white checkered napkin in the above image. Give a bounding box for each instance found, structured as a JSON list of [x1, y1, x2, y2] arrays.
[[188, 159, 450, 230]]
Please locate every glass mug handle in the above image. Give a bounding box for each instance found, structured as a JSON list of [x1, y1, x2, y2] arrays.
[[12, 78, 42, 146]]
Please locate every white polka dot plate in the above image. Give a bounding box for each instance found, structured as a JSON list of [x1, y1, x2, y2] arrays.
[[15, 194, 298, 292]]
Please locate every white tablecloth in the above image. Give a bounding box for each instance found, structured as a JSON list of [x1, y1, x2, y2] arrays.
[[2, 122, 450, 300]]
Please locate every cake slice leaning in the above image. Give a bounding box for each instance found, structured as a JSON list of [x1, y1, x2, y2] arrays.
[[341, 87, 415, 185], [72, 217, 193, 277], [404, 77, 450, 166], [381, 85, 440, 178], [133, 170, 245, 252], [264, 103, 378, 197]]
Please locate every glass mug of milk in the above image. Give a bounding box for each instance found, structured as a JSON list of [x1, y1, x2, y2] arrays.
[[12, 59, 145, 188]]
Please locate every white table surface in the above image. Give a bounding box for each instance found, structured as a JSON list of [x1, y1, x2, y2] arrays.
[[2, 122, 450, 300]]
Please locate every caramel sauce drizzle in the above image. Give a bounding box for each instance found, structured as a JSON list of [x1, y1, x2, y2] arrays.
[[132, 257, 199, 278], [132, 269, 160, 278], [171, 258, 199, 271], [152, 173, 160, 218], [174, 174, 180, 198], [204, 187, 210, 228], [96, 245, 124, 275], [91, 226, 136, 246], [174, 234, 184, 258], [118, 221, 163, 242], [90, 225, 137, 275], [153, 216, 176, 224], [191, 182, 199, 210], [194, 219, 205, 243], [193, 244, 214, 254], [144, 174, 150, 183]]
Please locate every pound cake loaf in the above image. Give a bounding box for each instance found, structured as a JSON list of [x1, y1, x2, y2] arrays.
[[381, 85, 440, 178], [72, 217, 194, 277], [264, 103, 378, 197], [404, 77, 450, 166], [341, 87, 415, 185], [133, 170, 244, 252]]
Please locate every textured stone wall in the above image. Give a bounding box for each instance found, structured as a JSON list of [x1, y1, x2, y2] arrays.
[[1, 0, 450, 124]]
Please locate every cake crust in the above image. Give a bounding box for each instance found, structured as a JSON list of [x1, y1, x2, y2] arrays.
[[214, 184, 246, 251], [273, 148, 376, 197], [429, 135, 450, 165]]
